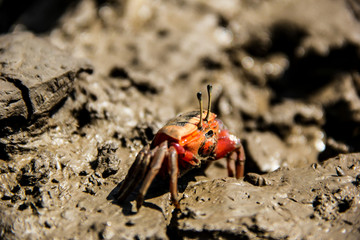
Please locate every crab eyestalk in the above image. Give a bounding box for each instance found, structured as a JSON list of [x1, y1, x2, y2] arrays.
[[205, 84, 212, 121], [197, 92, 203, 129]]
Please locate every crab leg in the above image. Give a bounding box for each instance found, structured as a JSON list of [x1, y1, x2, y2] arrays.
[[168, 146, 180, 209], [116, 145, 151, 202], [136, 141, 168, 210], [235, 145, 246, 179], [226, 151, 237, 178]]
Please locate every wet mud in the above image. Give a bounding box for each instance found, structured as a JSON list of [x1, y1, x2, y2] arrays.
[[0, 0, 360, 239]]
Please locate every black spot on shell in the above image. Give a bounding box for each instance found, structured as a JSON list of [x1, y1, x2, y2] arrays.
[[181, 111, 200, 120], [175, 121, 187, 127]]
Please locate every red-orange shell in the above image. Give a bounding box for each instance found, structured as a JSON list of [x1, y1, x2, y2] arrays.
[[156, 110, 216, 141]]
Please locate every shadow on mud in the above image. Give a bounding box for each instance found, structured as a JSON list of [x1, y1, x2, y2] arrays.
[[107, 169, 205, 216]]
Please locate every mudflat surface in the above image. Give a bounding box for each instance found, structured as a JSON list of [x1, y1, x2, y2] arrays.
[[0, 0, 360, 239]]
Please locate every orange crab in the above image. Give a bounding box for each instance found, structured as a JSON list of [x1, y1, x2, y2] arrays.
[[116, 85, 245, 210]]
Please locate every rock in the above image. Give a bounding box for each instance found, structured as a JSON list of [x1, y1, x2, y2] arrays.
[[310, 75, 360, 122], [244, 172, 271, 186], [175, 153, 360, 239], [109, 66, 165, 94], [0, 77, 28, 121], [245, 131, 286, 172], [0, 32, 92, 132], [245, 128, 325, 172], [91, 141, 120, 178], [311, 74, 360, 156], [263, 100, 324, 127]]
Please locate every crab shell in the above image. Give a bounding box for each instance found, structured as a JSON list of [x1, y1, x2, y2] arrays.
[[155, 111, 217, 141]]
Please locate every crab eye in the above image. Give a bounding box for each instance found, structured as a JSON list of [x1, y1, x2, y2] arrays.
[[205, 130, 214, 138]]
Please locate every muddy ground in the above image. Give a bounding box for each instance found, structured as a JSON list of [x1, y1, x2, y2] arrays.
[[0, 0, 360, 239]]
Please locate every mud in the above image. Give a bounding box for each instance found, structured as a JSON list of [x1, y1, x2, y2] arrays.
[[0, 0, 360, 239]]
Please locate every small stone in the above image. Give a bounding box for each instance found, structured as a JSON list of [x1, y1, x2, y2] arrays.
[[245, 132, 285, 172], [244, 173, 271, 186], [335, 166, 345, 176], [311, 163, 321, 170], [44, 221, 52, 228], [101, 225, 115, 240]]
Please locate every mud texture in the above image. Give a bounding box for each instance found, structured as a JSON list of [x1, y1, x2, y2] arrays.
[[0, 0, 360, 239], [0, 32, 92, 134], [176, 154, 360, 239]]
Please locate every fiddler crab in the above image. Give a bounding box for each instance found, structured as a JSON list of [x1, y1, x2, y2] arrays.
[[116, 85, 245, 210]]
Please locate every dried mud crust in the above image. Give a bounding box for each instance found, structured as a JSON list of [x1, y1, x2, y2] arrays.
[[0, 0, 360, 239], [0, 32, 92, 134], [173, 154, 360, 240]]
